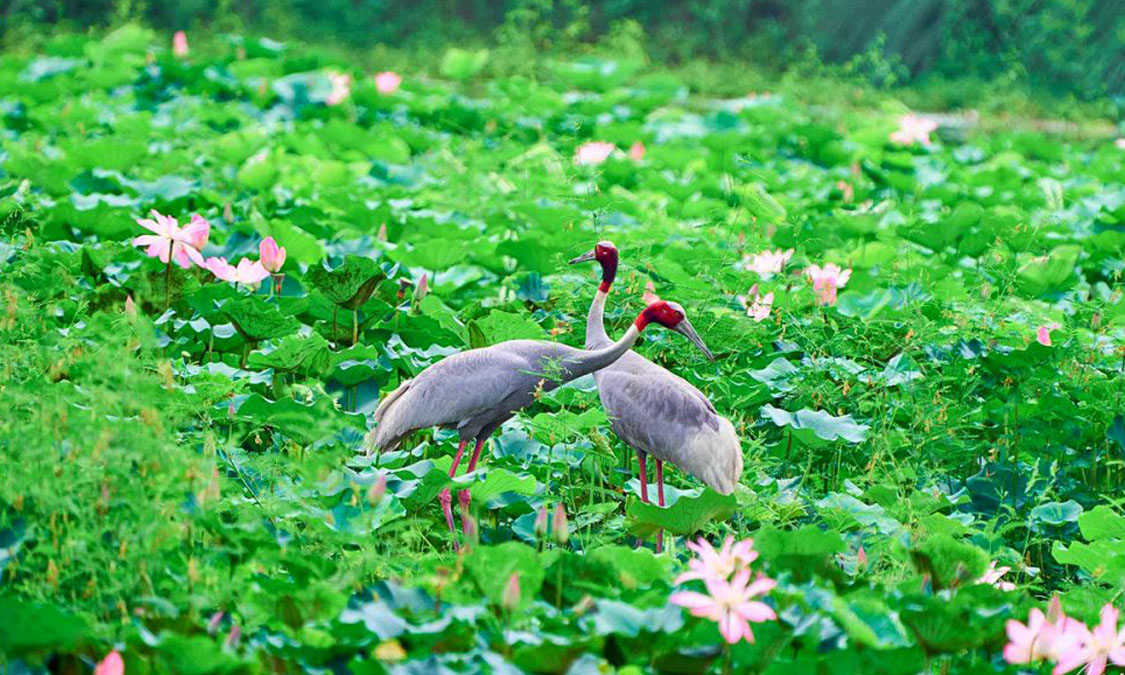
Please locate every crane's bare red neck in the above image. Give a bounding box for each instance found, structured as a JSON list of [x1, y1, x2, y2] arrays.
[[634, 301, 683, 331], [595, 242, 618, 293]]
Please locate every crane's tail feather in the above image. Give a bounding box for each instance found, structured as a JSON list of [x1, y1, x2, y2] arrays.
[[366, 379, 414, 455], [686, 416, 743, 495], [373, 378, 412, 423]]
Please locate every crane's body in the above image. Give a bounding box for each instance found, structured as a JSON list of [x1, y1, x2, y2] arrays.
[[571, 242, 742, 550], [586, 294, 742, 494], [372, 338, 634, 451]]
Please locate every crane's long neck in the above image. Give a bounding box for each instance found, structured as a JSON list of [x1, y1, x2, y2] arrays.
[[568, 323, 642, 379], [584, 256, 616, 348], [585, 289, 611, 348]]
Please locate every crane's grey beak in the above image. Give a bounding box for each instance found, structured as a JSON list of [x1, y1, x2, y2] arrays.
[[673, 318, 715, 361], [568, 250, 597, 265]]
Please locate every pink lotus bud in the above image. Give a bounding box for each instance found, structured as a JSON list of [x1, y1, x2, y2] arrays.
[[629, 141, 646, 161], [225, 624, 241, 648], [172, 31, 189, 58], [227, 395, 236, 418], [413, 273, 429, 304], [367, 474, 387, 506], [857, 545, 867, 568], [259, 236, 286, 274], [124, 295, 136, 317], [95, 651, 124, 675], [377, 223, 388, 241], [552, 503, 568, 544], [374, 71, 402, 95], [501, 573, 520, 611], [223, 203, 233, 222], [463, 513, 478, 545], [534, 506, 548, 537], [1047, 594, 1063, 623], [207, 611, 224, 634]]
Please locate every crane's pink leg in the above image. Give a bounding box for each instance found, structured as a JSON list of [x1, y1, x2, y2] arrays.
[[635, 451, 649, 549], [440, 439, 469, 544], [637, 451, 650, 503], [655, 459, 666, 554], [458, 438, 487, 535]]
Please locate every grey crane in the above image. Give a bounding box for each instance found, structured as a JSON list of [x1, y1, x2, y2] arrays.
[[367, 298, 712, 546], [569, 241, 742, 552]]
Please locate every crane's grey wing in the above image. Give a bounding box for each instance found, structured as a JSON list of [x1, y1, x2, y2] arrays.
[[369, 347, 529, 451], [598, 369, 743, 494], [599, 351, 719, 415]]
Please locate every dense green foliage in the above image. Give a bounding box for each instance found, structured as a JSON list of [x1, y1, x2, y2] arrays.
[[2, 24, 1125, 675], [3, 0, 1124, 100]]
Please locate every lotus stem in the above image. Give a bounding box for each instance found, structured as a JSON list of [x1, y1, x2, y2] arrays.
[[164, 257, 173, 309]]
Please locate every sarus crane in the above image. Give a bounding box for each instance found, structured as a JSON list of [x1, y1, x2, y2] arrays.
[[569, 241, 742, 551], [367, 298, 713, 546]]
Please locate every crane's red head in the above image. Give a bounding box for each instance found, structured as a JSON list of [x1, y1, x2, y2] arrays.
[[633, 300, 714, 361], [568, 240, 618, 292]]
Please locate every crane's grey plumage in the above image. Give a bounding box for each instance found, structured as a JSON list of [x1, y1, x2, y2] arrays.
[[572, 243, 743, 498]]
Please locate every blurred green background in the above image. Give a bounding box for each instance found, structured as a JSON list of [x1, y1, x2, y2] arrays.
[[2, 0, 1123, 102]]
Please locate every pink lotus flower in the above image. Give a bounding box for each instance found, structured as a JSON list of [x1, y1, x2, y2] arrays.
[[1053, 604, 1125, 675], [890, 113, 938, 147], [670, 569, 777, 644], [629, 141, 646, 161], [133, 210, 206, 269], [325, 71, 352, 106], [642, 281, 661, 305], [1037, 322, 1060, 347], [1003, 597, 1095, 670], [574, 141, 615, 166], [978, 561, 1016, 591], [742, 248, 794, 279], [259, 236, 286, 273], [205, 257, 270, 286], [674, 536, 759, 586], [747, 292, 774, 321], [172, 31, 189, 58], [737, 284, 773, 323], [1005, 608, 1070, 664], [182, 214, 210, 251], [95, 651, 124, 675], [374, 71, 402, 95], [805, 263, 851, 306], [501, 573, 521, 611]]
